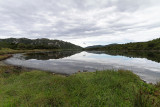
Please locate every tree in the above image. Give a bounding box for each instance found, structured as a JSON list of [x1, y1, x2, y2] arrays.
[[17, 43, 26, 49]]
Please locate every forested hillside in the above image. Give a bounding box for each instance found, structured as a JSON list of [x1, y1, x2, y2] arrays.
[[86, 38, 160, 51], [0, 38, 82, 50]]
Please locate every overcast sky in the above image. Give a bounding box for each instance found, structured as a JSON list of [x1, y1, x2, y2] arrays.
[[0, 0, 160, 47]]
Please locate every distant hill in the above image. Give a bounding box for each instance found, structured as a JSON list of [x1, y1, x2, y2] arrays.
[[0, 38, 82, 50], [85, 38, 160, 51], [86, 45, 104, 48], [104, 38, 160, 51]]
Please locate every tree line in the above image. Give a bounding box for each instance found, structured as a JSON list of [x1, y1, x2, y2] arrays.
[[0, 38, 82, 50], [86, 38, 160, 51]]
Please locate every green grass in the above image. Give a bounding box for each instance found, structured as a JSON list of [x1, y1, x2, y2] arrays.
[[0, 67, 160, 107], [0, 48, 24, 55], [0, 48, 51, 55], [0, 48, 79, 55], [0, 54, 12, 61]]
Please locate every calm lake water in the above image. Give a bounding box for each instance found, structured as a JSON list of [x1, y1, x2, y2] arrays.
[[4, 51, 160, 84]]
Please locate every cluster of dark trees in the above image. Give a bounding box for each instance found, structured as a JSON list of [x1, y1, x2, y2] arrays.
[[86, 38, 160, 51], [0, 38, 82, 50]]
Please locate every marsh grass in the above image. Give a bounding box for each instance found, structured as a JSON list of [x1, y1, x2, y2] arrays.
[[0, 48, 24, 55], [0, 48, 61, 62], [0, 67, 160, 107], [0, 55, 12, 61], [0, 48, 57, 55]]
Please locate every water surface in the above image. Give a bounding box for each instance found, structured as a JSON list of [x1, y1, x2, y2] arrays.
[[4, 51, 160, 83]]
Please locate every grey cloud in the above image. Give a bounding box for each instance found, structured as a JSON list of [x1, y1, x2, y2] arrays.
[[0, 0, 160, 46]]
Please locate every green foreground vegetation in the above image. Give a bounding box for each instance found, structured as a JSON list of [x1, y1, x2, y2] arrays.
[[0, 65, 160, 106]]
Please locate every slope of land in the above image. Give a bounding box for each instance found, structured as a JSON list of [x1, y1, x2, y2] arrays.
[[0, 38, 82, 50], [86, 38, 160, 51]]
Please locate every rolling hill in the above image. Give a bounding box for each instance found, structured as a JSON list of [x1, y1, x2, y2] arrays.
[[0, 38, 82, 50], [85, 38, 160, 51]]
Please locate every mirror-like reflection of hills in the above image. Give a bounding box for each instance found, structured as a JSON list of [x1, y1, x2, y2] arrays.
[[87, 51, 160, 63], [25, 51, 81, 60], [5, 51, 160, 83]]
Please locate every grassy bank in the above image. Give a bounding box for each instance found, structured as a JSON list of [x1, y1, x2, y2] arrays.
[[0, 48, 81, 55], [0, 48, 55, 55], [0, 65, 160, 106], [0, 54, 12, 61], [0, 48, 64, 61]]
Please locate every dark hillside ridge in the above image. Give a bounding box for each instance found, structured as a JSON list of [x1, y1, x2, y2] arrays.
[[0, 38, 82, 50], [85, 38, 160, 51], [86, 45, 104, 48]]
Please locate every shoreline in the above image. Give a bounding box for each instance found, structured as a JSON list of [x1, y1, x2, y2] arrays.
[[1, 51, 159, 84], [0, 67, 160, 106], [0, 51, 160, 106]]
